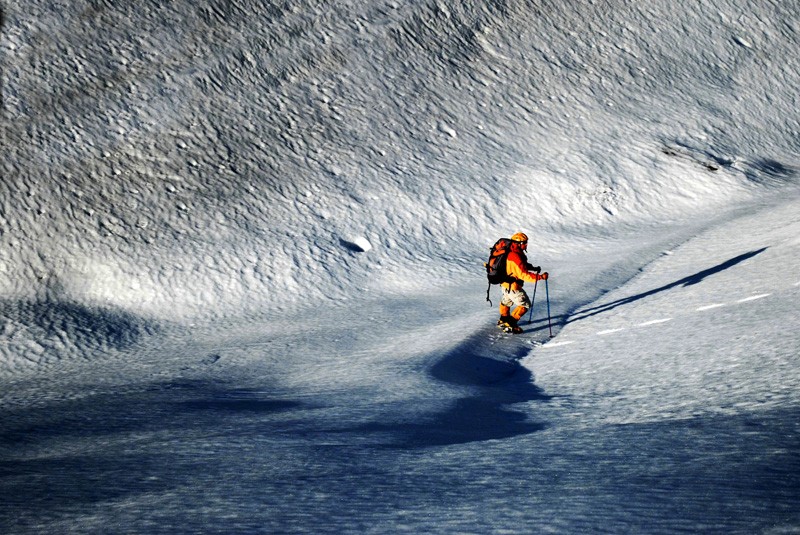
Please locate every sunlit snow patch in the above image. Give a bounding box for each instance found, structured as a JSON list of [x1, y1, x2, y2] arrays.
[[597, 328, 625, 335], [697, 303, 726, 311], [733, 35, 753, 49], [637, 318, 673, 327], [543, 340, 574, 348], [736, 293, 770, 303], [340, 236, 373, 253]]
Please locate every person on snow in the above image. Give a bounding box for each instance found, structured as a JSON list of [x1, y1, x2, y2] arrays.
[[498, 232, 548, 334]]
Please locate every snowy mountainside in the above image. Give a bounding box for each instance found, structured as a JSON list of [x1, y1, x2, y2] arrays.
[[2, 0, 799, 368], [1, 2, 800, 532]]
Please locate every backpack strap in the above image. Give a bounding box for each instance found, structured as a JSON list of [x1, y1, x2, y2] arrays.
[[486, 282, 493, 306]]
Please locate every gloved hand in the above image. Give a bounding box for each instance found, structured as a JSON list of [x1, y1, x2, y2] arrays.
[[531, 265, 541, 273], [540, 272, 549, 280]]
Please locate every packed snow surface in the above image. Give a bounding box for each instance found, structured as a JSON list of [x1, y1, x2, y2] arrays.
[[1, 0, 799, 533]]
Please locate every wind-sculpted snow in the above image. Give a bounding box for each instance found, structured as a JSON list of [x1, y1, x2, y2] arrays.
[[1, 1, 800, 532], [3, 0, 799, 331], [0, 298, 158, 374]]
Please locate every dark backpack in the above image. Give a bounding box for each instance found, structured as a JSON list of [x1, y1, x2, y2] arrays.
[[485, 238, 515, 305]]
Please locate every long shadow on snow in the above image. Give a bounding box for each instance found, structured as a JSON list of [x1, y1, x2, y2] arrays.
[[0, 379, 303, 520], [563, 248, 768, 325], [0, 297, 160, 354], [0, 379, 301, 447], [518, 248, 769, 336], [337, 249, 767, 450], [355, 330, 553, 449]]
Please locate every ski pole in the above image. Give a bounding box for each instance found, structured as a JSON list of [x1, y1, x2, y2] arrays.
[[545, 277, 553, 337], [528, 278, 538, 323]]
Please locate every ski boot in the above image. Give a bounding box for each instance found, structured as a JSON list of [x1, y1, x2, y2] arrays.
[[497, 315, 513, 327], [497, 316, 523, 334]]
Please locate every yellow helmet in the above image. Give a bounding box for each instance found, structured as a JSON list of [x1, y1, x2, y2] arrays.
[[510, 232, 528, 243]]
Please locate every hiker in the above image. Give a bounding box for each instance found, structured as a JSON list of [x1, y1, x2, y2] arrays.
[[497, 232, 548, 333]]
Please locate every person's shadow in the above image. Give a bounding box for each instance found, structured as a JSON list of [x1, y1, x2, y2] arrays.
[[356, 248, 768, 448], [565, 247, 768, 324]]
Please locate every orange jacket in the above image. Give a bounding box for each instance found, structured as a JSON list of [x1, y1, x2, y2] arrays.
[[502, 245, 543, 290]]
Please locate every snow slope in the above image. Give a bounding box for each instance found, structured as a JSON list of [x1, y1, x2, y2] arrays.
[[533, 193, 800, 425], [3, 0, 798, 327], [1, 0, 799, 532]]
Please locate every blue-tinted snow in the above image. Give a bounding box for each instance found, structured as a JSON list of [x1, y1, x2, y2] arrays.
[[1, 0, 799, 532]]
